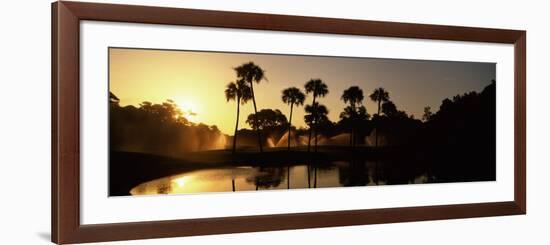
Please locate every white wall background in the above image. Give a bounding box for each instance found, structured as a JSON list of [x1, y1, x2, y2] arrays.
[[0, 0, 547, 244]]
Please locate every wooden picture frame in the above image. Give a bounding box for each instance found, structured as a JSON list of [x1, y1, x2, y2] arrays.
[[51, 1, 526, 244]]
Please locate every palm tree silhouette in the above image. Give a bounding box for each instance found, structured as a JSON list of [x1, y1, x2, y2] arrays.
[[281, 87, 306, 150], [304, 79, 329, 152], [225, 79, 252, 154], [234, 62, 267, 152], [369, 87, 390, 147], [341, 86, 364, 148], [305, 102, 329, 153], [304, 102, 329, 188]]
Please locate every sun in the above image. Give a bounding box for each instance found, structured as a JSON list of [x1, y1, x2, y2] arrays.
[[174, 99, 200, 123], [172, 176, 188, 187]]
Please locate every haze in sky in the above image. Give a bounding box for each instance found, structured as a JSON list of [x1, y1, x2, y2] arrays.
[[109, 47, 495, 135]]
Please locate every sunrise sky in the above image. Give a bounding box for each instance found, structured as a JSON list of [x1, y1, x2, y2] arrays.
[[109, 47, 495, 135]]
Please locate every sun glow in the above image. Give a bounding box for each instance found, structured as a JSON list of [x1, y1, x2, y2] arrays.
[[172, 176, 189, 187], [174, 99, 200, 123]]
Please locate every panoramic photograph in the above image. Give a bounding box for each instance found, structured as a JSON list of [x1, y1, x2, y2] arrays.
[[108, 47, 496, 197]]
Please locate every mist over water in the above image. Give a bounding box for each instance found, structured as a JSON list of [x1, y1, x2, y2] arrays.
[[273, 132, 352, 148], [110, 102, 231, 158], [266, 137, 276, 148], [318, 133, 351, 146]]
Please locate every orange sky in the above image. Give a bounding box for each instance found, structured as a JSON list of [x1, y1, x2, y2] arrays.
[[109, 48, 495, 135]]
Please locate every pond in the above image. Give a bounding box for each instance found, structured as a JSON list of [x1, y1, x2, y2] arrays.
[[130, 161, 430, 195]]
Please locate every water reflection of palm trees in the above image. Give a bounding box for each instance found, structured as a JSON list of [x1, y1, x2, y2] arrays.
[[130, 161, 433, 195], [246, 167, 285, 190], [337, 160, 366, 186], [313, 165, 318, 188], [286, 166, 290, 189]]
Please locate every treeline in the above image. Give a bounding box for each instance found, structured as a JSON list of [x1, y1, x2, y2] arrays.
[[225, 62, 431, 153], [226, 63, 392, 153], [419, 80, 496, 182], [109, 96, 227, 158]]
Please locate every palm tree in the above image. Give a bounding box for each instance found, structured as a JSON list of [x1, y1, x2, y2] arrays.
[[304, 102, 328, 188], [225, 79, 252, 154], [234, 62, 267, 152], [305, 102, 329, 153], [304, 79, 329, 152], [369, 87, 389, 147], [281, 87, 306, 150], [341, 86, 364, 148]]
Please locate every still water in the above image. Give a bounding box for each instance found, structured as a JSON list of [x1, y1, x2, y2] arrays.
[[130, 161, 430, 195]]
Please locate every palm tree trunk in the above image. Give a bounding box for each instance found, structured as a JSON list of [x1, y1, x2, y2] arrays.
[[232, 97, 240, 154], [375, 100, 381, 147], [314, 127, 318, 153], [287, 103, 294, 150], [307, 95, 317, 152], [249, 82, 263, 152]]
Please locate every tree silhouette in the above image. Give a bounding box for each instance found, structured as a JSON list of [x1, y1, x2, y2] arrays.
[[305, 102, 329, 152], [340, 105, 369, 147], [281, 87, 306, 150], [382, 101, 408, 119], [245, 109, 287, 130], [422, 106, 433, 122], [341, 86, 364, 148], [304, 79, 329, 152], [225, 79, 252, 154], [369, 87, 390, 147], [234, 62, 267, 152], [381, 101, 397, 117], [109, 98, 225, 159]]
